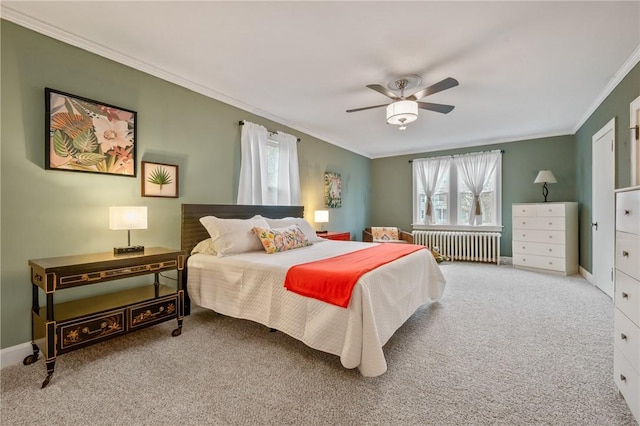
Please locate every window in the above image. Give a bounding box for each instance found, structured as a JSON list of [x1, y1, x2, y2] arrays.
[[413, 150, 502, 230], [237, 121, 300, 206], [266, 139, 279, 205]]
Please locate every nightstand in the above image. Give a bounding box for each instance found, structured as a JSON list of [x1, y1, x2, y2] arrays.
[[318, 231, 351, 241], [24, 247, 184, 388]]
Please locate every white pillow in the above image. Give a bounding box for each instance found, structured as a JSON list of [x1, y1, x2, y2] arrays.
[[262, 216, 323, 243], [199, 215, 269, 256], [191, 238, 217, 256]]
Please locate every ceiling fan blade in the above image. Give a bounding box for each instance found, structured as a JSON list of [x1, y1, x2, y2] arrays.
[[417, 102, 455, 114], [407, 77, 459, 101], [346, 104, 389, 113], [366, 84, 400, 100]]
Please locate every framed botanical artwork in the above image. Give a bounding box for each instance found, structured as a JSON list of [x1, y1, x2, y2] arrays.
[[324, 171, 342, 208], [141, 161, 178, 198], [45, 88, 137, 176]]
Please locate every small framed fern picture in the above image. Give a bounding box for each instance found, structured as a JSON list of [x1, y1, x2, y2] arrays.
[[141, 161, 178, 198]]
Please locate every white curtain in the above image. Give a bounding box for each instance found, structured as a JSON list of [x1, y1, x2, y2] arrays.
[[237, 121, 301, 206], [271, 131, 301, 205], [237, 121, 269, 204], [456, 150, 501, 225], [414, 157, 451, 224]]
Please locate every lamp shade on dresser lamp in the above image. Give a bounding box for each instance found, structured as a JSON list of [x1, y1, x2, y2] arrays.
[[109, 206, 147, 254]]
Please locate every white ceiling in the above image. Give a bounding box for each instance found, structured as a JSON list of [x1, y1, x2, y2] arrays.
[[2, 1, 639, 158]]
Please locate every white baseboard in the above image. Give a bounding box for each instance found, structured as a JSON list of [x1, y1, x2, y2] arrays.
[[1, 341, 38, 369], [499, 256, 512, 266], [579, 266, 594, 284]]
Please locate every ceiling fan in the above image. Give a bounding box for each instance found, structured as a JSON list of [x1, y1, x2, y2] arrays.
[[346, 75, 459, 130]]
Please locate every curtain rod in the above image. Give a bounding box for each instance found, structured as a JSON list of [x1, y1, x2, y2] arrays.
[[408, 149, 504, 163], [239, 120, 301, 143]]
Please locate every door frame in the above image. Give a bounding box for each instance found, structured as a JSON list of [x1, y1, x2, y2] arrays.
[[631, 96, 640, 186], [591, 117, 616, 298]]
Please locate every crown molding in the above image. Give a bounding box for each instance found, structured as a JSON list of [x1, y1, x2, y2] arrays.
[[3, 4, 636, 160], [573, 44, 640, 133], [369, 129, 574, 159], [0, 5, 370, 155]]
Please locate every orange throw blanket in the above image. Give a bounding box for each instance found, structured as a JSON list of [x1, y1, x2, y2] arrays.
[[284, 244, 426, 308]]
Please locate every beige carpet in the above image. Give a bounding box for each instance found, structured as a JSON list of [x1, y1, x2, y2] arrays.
[[1, 262, 637, 425]]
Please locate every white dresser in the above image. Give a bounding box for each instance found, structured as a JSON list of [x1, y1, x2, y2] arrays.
[[512, 202, 578, 275], [614, 186, 640, 423]]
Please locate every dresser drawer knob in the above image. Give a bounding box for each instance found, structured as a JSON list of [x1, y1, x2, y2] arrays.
[[620, 374, 627, 382], [81, 321, 109, 336], [621, 333, 628, 341], [624, 209, 631, 216], [548, 236, 553, 239], [622, 251, 629, 257], [622, 292, 629, 299]]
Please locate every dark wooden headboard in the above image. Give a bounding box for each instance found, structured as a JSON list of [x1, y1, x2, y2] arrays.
[[180, 204, 305, 255]]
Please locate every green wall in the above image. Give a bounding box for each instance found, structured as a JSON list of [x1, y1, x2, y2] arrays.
[[0, 21, 370, 348], [2, 18, 637, 351], [575, 62, 640, 272], [371, 62, 639, 271], [370, 136, 577, 257]]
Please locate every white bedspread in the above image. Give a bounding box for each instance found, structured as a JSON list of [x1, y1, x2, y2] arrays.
[[187, 240, 446, 376]]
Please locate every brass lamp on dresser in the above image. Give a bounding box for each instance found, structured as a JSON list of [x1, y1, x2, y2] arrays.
[[614, 186, 640, 422], [512, 202, 578, 275]]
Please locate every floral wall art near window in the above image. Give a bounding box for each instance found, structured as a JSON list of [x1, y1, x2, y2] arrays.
[[324, 171, 342, 208], [142, 161, 178, 198], [45, 88, 137, 176]]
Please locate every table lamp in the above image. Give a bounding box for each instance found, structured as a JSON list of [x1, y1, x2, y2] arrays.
[[109, 206, 147, 254], [314, 210, 329, 234], [534, 170, 557, 202]]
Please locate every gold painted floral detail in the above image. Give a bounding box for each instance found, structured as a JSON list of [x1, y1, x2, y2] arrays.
[[63, 316, 122, 346], [66, 329, 80, 342]]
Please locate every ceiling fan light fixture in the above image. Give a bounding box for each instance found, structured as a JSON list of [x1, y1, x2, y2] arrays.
[[386, 100, 418, 126]]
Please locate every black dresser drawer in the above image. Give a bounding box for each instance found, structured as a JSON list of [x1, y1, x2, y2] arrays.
[[128, 295, 178, 330], [58, 310, 126, 351]]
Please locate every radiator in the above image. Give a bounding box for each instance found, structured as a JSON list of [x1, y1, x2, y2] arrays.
[[413, 231, 501, 264]]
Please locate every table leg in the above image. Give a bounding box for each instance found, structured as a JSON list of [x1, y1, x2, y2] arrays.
[[41, 359, 55, 388]]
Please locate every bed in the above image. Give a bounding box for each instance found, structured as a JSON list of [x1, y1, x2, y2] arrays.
[[181, 204, 446, 377]]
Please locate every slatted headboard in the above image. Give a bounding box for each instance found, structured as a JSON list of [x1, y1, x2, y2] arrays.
[[180, 204, 305, 255]]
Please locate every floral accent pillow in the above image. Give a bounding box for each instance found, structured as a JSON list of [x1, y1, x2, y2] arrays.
[[262, 216, 324, 243], [252, 225, 311, 254]]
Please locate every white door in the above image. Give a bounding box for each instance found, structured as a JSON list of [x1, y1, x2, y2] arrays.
[[631, 96, 640, 186], [592, 118, 616, 298]]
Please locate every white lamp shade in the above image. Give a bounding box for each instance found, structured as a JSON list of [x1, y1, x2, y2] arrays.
[[534, 170, 557, 184], [109, 206, 148, 230], [386, 100, 418, 125], [314, 210, 329, 223]]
